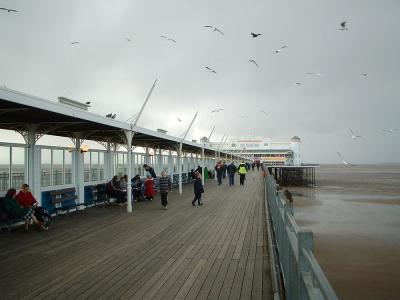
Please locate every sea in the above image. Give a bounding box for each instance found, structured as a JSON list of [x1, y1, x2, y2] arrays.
[[288, 164, 400, 300]]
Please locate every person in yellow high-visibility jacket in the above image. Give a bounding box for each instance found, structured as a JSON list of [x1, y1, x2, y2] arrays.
[[238, 161, 248, 186]]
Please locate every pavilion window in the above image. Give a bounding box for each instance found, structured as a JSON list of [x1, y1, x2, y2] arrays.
[[41, 148, 52, 187], [99, 152, 105, 180], [64, 150, 72, 184], [52, 149, 63, 186], [83, 152, 90, 182], [0, 146, 10, 192]]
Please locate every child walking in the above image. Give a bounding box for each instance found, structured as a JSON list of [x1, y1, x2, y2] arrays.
[[192, 171, 204, 206], [159, 171, 172, 210]]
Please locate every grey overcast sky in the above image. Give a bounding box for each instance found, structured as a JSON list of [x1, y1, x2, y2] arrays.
[[1, 0, 399, 164]]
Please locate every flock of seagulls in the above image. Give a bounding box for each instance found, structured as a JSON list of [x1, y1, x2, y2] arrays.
[[203, 25, 224, 35]]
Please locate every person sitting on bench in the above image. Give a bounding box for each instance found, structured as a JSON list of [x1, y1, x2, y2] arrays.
[[16, 184, 38, 208], [4, 188, 46, 232]]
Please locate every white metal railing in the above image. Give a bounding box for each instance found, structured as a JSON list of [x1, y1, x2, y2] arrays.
[[265, 174, 338, 300]]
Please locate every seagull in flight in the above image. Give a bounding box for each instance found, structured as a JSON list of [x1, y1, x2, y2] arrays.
[[0, 7, 18, 12], [211, 108, 224, 113], [337, 152, 355, 166], [203, 25, 224, 35], [160, 35, 176, 43], [349, 128, 364, 140], [177, 117, 182, 122], [361, 73, 368, 76], [205, 66, 217, 74], [339, 21, 348, 30], [126, 38, 132, 42], [294, 82, 302, 85], [382, 128, 398, 133], [248, 59, 259, 67], [261, 110, 271, 115], [251, 32, 262, 38], [70, 41, 79, 45], [274, 45, 287, 53]]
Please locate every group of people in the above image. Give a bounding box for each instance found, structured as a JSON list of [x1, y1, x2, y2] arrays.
[[106, 164, 173, 209], [2, 184, 49, 232], [214, 160, 252, 186]]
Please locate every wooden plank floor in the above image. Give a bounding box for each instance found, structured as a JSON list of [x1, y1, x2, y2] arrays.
[[0, 171, 272, 299]]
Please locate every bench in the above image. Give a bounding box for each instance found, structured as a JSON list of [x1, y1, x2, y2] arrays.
[[90, 184, 111, 207], [0, 197, 25, 235], [50, 188, 86, 216]]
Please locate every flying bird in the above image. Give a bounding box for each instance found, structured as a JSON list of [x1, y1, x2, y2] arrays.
[[160, 35, 176, 43], [307, 72, 323, 76], [70, 41, 79, 45], [361, 73, 368, 76], [349, 128, 364, 140], [205, 66, 217, 74], [339, 21, 348, 30], [251, 32, 262, 38], [248, 59, 259, 67], [203, 25, 224, 35], [177, 117, 182, 122], [294, 82, 302, 85], [382, 128, 398, 133], [126, 38, 132, 42], [274, 45, 287, 53], [337, 152, 355, 166], [261, 110, 271, 115], [211, 108, 224, 113], [0, 7, 18, 12]]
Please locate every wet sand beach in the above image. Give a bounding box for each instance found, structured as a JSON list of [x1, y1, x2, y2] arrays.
[[288, 165, 400, 300]]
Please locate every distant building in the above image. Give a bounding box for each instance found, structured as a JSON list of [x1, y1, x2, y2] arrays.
[[210, 136, 302, 166]]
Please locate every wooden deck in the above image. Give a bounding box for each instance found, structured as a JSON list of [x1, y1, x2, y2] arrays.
[[0, 172, 272, 299]]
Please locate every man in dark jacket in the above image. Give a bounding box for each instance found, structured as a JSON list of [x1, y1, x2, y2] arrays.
[[227, 162, 237, 186], [158, 171, 172, 210], [143, 164, 157, 178], [214, 161, 223, 185]]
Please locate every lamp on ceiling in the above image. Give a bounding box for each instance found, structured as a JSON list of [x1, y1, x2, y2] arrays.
[[80, 145, 89, 153]]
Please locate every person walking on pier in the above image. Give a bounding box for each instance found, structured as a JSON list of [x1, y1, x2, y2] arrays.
[[215, 160, 223, 185], [238, 161, 248, 186], [227, 161, 237, 186], [222, 162, 227, 179], [159, 171, 172, 210], [192, 171, 204, 206]]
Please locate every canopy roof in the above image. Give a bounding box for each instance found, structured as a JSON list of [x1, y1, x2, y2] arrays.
[[0, 87, 227, 156]]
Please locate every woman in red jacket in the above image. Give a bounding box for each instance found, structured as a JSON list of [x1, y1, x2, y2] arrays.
[[16, 184, 38, 208]]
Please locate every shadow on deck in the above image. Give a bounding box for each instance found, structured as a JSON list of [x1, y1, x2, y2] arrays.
[[0, 172, 272, 299]]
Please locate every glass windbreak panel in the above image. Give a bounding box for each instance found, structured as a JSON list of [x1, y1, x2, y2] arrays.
[[83, 152, 90, 182], [41, 148, 52, 187], [99, 152, 104, 180], [0, 146, 10, 191], [11, 147, 25, 189], [53, 149, 63, 186], [64, 150, 72, 184], [123, 153, 127, 175], [91, 152, 99, 181], [117, 153, 124, 176]]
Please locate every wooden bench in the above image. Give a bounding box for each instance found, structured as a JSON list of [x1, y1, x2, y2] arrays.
[[50, 188, 86, 216], [0, 197, 25, 235], [90, 184, 111, 208]]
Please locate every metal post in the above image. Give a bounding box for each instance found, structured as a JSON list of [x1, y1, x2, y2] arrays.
[[178, 143, 183, 194], [201, 147, 205, 185], [124, 130, 133, 213]]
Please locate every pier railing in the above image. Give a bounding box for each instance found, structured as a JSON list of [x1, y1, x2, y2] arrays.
[[265, 175, 338, 300]]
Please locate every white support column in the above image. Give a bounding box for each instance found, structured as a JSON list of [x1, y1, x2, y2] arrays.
[[201, 148, 205, 185], [124, 130, 133, 213], [214, 151, 218, 181], [158, 147, 163, 173], [178, 143, 183, 194], [26, 125, 41, 204], [73, 136, 84, 205], [168, 150, 173, 175]]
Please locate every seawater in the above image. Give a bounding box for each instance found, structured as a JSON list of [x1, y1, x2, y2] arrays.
[[289, 164, 400, 300]]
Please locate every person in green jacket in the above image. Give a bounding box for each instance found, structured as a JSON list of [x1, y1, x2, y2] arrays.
[[3, 188, 45, 232], [238, 161, 248, 186]]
